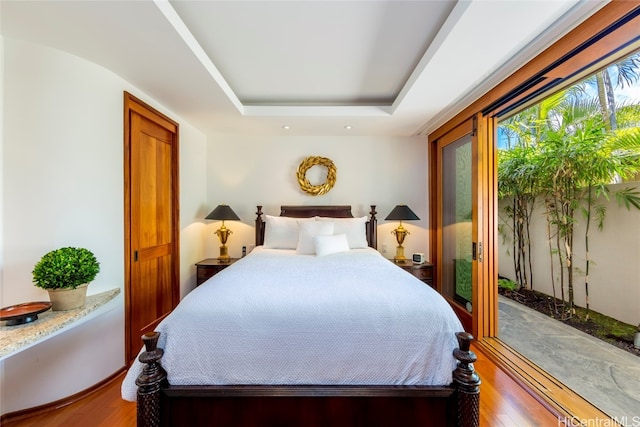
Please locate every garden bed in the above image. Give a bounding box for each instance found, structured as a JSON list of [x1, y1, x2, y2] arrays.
[[499, 287, 639, 357]]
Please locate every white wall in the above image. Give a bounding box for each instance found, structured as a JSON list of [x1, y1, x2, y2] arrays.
[[179, 124, 208, 298], [203, 135, 430, 261], [0, 33, 5, 317], [0, 38, 207, 414], [498, 182, 640, 326], [0, 36, 431, 416], [0, 37, 431, 415]]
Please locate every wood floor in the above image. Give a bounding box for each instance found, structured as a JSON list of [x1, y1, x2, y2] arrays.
[[2, 345, 560, 427]]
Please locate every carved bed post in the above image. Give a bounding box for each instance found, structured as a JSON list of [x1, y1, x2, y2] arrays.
[[453, 332, 481, 427], [255, 205, 264, 246], [136, 332, 167, 427], [369, 205, 377, 249]]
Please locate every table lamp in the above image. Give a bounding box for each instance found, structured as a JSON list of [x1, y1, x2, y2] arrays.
[[385, 205, 420, 262], [205, 204, 240, 262]]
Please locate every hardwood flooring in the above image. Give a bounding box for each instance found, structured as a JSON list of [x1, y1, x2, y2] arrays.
[[2, 345, 559, 427]]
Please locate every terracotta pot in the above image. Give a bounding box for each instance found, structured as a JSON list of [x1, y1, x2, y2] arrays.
[[47, 284, 89, 311]]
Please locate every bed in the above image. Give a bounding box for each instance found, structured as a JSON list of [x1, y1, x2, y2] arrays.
[[125, 205, 480, 427]]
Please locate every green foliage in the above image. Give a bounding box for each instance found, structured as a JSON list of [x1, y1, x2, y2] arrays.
[[616, 104, 640, 128], [455, 259, 472, 302], [32, 247, 100, 290], [572, 305, 637, 343], [498, 278, 519, 291], [498, 52, 640, 318], [508, 288, 637, 343], [497, 144, 539, 290], [615, 187, 640, 210]]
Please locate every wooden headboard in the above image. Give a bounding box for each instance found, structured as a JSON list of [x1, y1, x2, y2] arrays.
[[255, 205, 377, 249]]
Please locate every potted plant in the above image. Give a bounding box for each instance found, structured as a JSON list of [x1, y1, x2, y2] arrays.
[[32, 247, 100, 311]]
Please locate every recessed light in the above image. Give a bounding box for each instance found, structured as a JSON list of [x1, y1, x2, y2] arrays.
[[344, 125, 352, 130], [282, 125, 291, 130]]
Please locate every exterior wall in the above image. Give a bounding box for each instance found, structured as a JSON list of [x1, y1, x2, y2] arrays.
[[0, 38, 207, 414], [498, 182, 640, 326]]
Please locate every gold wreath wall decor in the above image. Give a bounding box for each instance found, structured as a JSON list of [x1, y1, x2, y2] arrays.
[[296, 156, 337, 196]]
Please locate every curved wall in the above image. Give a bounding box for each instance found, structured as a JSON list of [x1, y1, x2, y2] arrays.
[[0, 38, 207, 414]]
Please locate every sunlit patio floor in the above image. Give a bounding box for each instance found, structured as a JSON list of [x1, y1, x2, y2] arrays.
[[498, 295, 640, 426]]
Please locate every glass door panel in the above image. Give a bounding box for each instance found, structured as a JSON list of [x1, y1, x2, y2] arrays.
[[441, 135, 473, 313]]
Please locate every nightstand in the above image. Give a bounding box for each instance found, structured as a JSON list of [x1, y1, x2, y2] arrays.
[[391, 259, 434, 288], [195, 258, 239, 286]]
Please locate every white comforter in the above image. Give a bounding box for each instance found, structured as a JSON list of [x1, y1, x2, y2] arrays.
[[122, 247, 463, 401]]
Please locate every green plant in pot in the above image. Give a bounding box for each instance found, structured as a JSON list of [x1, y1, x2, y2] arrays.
[[32, 247, 100, 311]]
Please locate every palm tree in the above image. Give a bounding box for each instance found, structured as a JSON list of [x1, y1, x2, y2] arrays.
[[575, 52, 640, 131], [497, 51, 640, 319]]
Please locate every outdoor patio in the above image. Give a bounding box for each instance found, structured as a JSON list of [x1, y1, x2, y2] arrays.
[[498, 296, 640, 426]]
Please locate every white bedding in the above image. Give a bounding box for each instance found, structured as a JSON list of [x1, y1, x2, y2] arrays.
[[122, 247, 463, 401]]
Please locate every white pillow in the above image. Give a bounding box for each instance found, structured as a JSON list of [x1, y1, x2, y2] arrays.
[[296, 221, 334, 254], [314, 233, 350, 256], [263, 215, 314, 249], [317, 216, 368, 248]]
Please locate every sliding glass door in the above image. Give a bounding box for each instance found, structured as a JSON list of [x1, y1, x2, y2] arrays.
[[431, 115, 497, 339], [428, 3, 638, 420], [441, 135, 473, 312]]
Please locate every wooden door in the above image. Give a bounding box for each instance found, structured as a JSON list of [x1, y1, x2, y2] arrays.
[[124, 92, 179, 363]]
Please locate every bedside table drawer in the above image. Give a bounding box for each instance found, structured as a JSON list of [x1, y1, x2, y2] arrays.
[[195, 258, 239, 286], [197, 266, 222, 285], [388, 259, 434, 288], [411, 267, 432, 281]]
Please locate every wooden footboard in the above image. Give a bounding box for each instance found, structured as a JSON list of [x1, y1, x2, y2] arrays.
[[135, 332, 480, 427]]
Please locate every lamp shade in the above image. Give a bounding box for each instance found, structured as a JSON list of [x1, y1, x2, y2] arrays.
[[385, 205, 420, 221], [205, 205, 240, 221]]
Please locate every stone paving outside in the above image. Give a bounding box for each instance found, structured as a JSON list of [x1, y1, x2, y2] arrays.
[[499, 296, 640, 427]]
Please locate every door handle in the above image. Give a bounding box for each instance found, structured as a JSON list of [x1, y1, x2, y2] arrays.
[[472, 242, 482, 262]]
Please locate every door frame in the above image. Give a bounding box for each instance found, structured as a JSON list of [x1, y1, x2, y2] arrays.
[[429, 114, 497, 340], [123, 91, 180, 363]]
